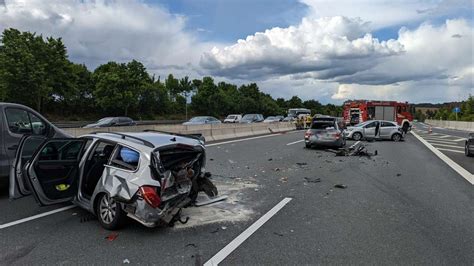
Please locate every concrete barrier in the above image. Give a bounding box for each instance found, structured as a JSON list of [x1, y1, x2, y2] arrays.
[[426, 119, 474, 131], [63, 122, 297, 141]]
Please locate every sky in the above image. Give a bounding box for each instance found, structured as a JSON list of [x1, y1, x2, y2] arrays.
[[0, 0, 472, 104]]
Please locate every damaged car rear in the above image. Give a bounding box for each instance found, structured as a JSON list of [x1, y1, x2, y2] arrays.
[[9, 131, 217, 230]]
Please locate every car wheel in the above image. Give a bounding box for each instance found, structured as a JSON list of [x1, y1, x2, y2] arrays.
[[305, 143, 311, 149], [466, 143, 473, 157], [352, 132, 362, 141], [392, 133, 402, 142], [96, 193, 125, 230]]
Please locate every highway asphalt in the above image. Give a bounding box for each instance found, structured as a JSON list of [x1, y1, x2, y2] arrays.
[[0, 129, 473, 265]]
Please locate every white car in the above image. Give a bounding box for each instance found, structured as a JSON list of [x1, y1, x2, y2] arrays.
[[223, 114, 242, 123], [344, 120, 404, 141]]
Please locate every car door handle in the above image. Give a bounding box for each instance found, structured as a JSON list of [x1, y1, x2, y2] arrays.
[[8, 145, 18, 151]]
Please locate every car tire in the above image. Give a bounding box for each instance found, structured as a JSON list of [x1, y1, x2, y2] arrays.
[[96, 193, 125, 230], [466, 143, 473, 157], [391, 133, 402, 142], [352, 132, 362, 141], [305, 143, 311, 149]]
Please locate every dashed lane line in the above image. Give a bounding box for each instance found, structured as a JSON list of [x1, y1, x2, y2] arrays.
[[204, 197, 293, 266], [0, 205, 76, 230], [411, 131, 473, 185], [286, 139, 304, 146]]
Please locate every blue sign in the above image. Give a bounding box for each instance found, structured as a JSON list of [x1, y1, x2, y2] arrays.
[[453, 107, 461, 113]]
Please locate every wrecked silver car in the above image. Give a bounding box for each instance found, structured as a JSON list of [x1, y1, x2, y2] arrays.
[[9, 131, 217, 230]]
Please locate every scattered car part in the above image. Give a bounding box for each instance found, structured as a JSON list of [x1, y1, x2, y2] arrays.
[[334, 184, 347, 189]]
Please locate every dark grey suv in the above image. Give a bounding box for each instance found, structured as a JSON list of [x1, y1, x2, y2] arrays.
[[0, 102, 68, 179]]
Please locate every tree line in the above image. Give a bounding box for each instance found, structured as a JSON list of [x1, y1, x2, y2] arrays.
[[414, 96, 474, 122], [0, 28, 342, 121]]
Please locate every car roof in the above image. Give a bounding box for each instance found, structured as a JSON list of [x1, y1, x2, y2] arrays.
[[81, 132, 202, 152]]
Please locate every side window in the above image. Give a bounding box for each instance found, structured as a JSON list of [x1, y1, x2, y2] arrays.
[[5, 108, 48, 135], [381, 122, 395, 127], [5, 108, 32, 134], [38, 140, 84, 161], [29, 112, 47, 135], [110, 146, 140, 171], [365, 122, 377, 128]]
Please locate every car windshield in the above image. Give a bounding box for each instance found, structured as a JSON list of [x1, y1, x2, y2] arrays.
[[311, 121, 335, 130], [266, 116, 276, 120], [96, 117, 114, 124], [226, 115, 236, 119]]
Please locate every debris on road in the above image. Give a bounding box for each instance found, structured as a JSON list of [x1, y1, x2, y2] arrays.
[[334, 184, 347, 189], [105, 233, 119, 241], [396, 173, 402, 177], [186, 243, 197, 248], [328, 143, 378, 158], [268, 158, 273, 161], [194, 195, 228, 207], [274, 168, 280, 172], [304, 177, 321, 183], [273, 232, 284, 237], [296, 162, 308, 166], [221, 226, 227, 230], [280, 176, 288, 183], [123, 259, 130, 264]]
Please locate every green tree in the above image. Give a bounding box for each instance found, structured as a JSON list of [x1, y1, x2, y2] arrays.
[[0, 28, 72, 112]]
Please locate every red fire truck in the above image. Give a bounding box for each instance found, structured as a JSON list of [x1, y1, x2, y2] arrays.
[[343, 100, 413, 127]]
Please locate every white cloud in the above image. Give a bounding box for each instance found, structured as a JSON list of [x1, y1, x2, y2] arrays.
[[0, 0, 216, 74], [201, 16, 404, 79], [300, 0, 471, 29]]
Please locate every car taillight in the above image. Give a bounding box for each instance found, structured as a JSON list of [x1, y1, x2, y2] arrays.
[[139, 186, 161, 208], [334, 132, 341, 139]]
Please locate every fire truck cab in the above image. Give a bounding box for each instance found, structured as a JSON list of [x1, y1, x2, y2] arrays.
[[343, 100, 413, 128]]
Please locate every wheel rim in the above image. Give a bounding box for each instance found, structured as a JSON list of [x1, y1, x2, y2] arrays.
[[99, 194, 116, 224], [393, 134, 401, 141], [354, 133, 361, 141]]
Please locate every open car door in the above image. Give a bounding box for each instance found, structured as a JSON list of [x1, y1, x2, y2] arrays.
[[9, 135, 48, 199], [25, 138, 87, 206]]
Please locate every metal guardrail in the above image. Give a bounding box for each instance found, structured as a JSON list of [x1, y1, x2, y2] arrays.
[[53, 120, 186, 128]]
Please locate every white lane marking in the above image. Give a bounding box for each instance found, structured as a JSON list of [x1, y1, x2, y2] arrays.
[[452, 138, 467, 142], [421, 137, 461, 143], [411, 131, 473, 185], [204, 197, 293, 266], [286, 139, 304, 146], [436, 148, 465, 154], [430, 143, 464, 149], [207, 133, 283, 147], [439, 135, 453, 139], [349, 141, 361, 149], [425, 139, 465, 145], [0, 205, 76, 230]]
